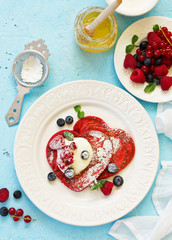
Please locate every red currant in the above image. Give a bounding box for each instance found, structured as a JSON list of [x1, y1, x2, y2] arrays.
[[146, 50, 153, 58], [164, 42, 168, 48], [162, 27, 168, 33], [149, 65, 155, 72], [152, 42, 158, 49], [159, 41, 165, 49], [13, 216, 20, 222], [9, 208, 16, 215], [156, 30, 162, 36], [16, 209, 24, 217], [162, 49, 167, 56], [141, 65, 149, 74], [136, 49, 141, 55], [138, 54, 145, 62], [154, 49, 161, 57], [24, 215, 32, 223], [151, 58, 155, 64], [166, 52, 171, 59], [166, 31, 172, 38], [147, 45, 152, 50]]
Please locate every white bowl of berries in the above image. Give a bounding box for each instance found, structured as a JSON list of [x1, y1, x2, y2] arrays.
[[114, 16, 172, 103]]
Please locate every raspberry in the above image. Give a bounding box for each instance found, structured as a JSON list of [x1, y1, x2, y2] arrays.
[[154, 64, 168, 76], [100, 181, 114, 196], [130, 68, 146, 83], [0, 188, 9, 203], [160, 76, 172, 91], [123, 54, 137, 69], [162, 59, 172, 68], [49, 135, 65, 150], [147, 32, 161, 45], [69, 142, 77, 150]]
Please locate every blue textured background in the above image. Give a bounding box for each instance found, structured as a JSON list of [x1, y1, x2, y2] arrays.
[[0, 0, 172, 239]]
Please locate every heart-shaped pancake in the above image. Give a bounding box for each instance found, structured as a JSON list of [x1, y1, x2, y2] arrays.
[[46, 130, 113, 192], [73, 116, 135, 179]]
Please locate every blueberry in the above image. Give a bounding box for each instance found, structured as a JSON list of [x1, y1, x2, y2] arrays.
[[65, 116, 73, 124], [64, 168, 75, 178], [153, 78, 160, 85], [155, 58, 162, 66], [57, 118, 65, 127], [107, 163, 118, 173], [81, 150, 89, 160], [146, 74, 153, 83], [113, 176, 124, 187], [48, 172, 56, 181], [139, 41, 148, 50], [13, 190, 22, 199], [133, 54, 138, 61], [144, 57, 152, 66], [0, 207, 8, 216], [135, 62, 142, 69]]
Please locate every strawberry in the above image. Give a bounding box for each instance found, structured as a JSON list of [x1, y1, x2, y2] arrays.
[[147, 32, 161, 45], [154, 64, 168, 76], [160, 76, 172, 91], [130, 68, 146, 83], [0, 188, 9, 202], [100, 181, 114, 196], [124, 54, 137, 69]]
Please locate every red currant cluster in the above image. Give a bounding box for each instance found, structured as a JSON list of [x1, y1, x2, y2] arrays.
[[135, 27, 172, 78], [0, 188, 35, 223]]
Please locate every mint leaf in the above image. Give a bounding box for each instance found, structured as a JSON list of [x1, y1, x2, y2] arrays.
[[132, 35, 139, 44], [74, 105, 81, 112], [153, 24, 159, 33], [78, 111, 85, 119], [91, 185, 99, 191], [126, 44, 134, 53], [98, 179, 107, 188], [63, 131, 74, 141], [144, 82, 156, 93]]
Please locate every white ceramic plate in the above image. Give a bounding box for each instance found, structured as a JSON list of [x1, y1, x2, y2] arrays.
[[115, 16, 172, 103], [14, 80, 159, 226], [106, 0, 159, 16]]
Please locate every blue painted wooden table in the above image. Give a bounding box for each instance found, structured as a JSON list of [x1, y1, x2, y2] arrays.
[[0, 0, 172, 239]]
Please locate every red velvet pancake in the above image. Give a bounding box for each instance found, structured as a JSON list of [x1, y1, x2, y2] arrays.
[[73, 116, 135, 179], [46, 130, 113, 192]]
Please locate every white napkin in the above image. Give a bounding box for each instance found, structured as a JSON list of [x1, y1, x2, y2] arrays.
[[109, 161, 172, 240], [155, 102, 172, 140]]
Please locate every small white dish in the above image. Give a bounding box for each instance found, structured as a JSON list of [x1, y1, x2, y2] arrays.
[[114, 16, 172, 103], [106, 0, 159, 16], [14, 80, 159, 226]]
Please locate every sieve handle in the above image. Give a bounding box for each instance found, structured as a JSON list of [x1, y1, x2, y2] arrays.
[[5, 85, 30, 127]]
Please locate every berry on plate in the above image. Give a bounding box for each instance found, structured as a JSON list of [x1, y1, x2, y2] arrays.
[[100, 181, 114, 196], [160, 76, 172, 91], [124, 54, 137, 69], [113, 176, 124, 187], [154, 64, 168, 76], [48, 172, 56, 181], [130, 68, 146, 83], [147, 32, 161, 45], [0, 188, 9, 202], [57, 118, 65, 127], [65, 116, 73, 124]]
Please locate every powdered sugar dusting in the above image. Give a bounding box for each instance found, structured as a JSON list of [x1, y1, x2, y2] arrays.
[[110, 137, 120, 153], [49, 151, 54, 164]]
